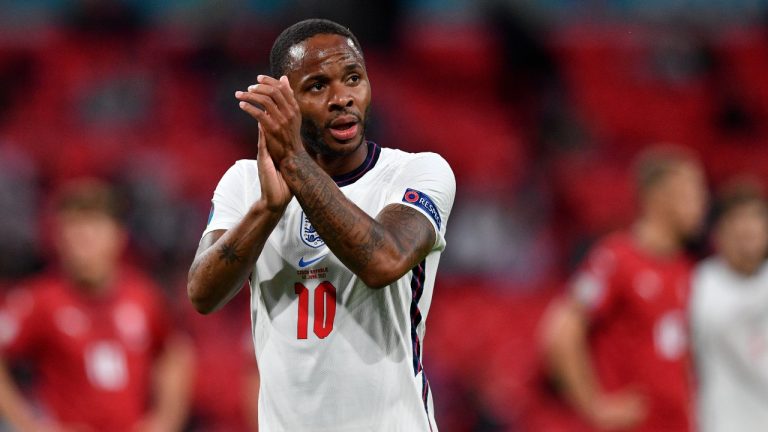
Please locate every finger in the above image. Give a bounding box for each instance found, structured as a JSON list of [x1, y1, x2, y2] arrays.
[[256, 74, 282, 86], [238, 100, 278, 131], [258, 123, 266, 153], [278, 75, 298, 108], [256, 75, 297, 109], [235, 90, 286, 122], [257, 125, 267, 165], [247, 81, 292, 113]]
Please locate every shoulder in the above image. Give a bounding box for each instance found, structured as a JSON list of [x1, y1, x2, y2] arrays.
[[600, 232, 634, 255], [216, 159, 259, 183], [1, 274, 65, 318], [693, 257, 730, 286], [380, 148, 455, 194], [225, 159, 258, 177], [17, 274, 68, 300], [381, 148, 452, 171], [694, 256, 722, 275], [582, 232, 630, 272]]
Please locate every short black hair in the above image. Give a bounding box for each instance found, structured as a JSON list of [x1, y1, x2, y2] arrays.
[[713, 177, 767, 224], [633, 144, 700, 196], [269, 18, 363, 78], [54, 178, 123, 220]]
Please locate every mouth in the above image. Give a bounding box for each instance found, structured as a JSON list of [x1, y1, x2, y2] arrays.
[[328, 115, 360, 142]]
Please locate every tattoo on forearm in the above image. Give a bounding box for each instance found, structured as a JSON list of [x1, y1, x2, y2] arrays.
[[282, 152, 393, 270], [218, 242, 244, 264], [281, 152, 435, 276]]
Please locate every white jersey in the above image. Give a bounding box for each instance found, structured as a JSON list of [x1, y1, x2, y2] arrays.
[[203, 142, 455, 431], [691, 257, 768, 432]]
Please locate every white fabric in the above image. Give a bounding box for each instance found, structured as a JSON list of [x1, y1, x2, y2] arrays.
[[204, 147, 455, 431], [691, 257, 768, 432]]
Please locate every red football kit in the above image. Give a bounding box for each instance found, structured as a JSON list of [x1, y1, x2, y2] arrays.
[[570, 233, 693, 432], [180, 288, 256, 432], [0, 268, 171, 431]]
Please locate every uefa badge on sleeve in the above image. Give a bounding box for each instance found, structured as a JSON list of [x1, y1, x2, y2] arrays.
[[402, 188, 441, 229]]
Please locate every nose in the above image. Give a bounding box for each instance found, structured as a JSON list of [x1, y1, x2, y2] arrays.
[[328, 84, 353, 111]]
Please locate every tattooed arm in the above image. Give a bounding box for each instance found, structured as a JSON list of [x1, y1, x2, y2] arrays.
[[187, 125, 291, 314], [187, 205, 280, 313], [280, 151, 436, 289]]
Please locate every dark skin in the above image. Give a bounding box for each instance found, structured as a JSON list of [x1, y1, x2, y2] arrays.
[[187, 34, 436, 314]]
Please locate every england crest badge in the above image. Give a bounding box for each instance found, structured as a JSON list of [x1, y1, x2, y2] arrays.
[[300, 212, 325, 248]]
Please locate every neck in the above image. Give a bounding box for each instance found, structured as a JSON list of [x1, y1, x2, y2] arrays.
[[307, 140, 369, 178], [66, 267, 115, 296], [632, 215, 683, 258], [724, 255, 764, 277]]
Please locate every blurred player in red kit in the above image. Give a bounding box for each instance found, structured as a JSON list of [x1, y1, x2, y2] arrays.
[[541, 146, 708, 431], [178, 285, 259, 432], [0, 179, 193, 432]]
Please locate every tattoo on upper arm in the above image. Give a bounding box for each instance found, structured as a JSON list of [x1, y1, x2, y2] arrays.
[[218, 241, 244, 264], [378, 204, 436, 259]]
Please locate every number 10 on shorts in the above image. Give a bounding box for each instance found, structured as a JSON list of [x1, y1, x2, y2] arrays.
[[295, 281, 337, 339]]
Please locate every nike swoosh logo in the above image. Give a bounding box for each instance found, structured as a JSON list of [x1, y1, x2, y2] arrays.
[[298, 255, 328, 268]]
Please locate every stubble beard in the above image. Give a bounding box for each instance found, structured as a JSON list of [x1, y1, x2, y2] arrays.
[[300, 106, 371, 157]]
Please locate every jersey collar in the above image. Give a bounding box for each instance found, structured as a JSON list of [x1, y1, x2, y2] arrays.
[[332, 141, 381, 187]]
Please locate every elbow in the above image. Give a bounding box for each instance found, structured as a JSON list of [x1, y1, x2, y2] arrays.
[[186, 281, 217, 315], [360, 274, 394, 290], [539, 298, 585, 362], [358, 262, 409, 289]]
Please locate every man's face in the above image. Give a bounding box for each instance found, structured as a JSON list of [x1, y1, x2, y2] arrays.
[[55, 211, 125, 287], [716, 201, 768, 273], [656, 162, 708, 239], [285, 33, 371, 157]]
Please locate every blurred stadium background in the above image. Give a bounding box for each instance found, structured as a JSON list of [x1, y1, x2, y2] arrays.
[[1, 0, 768, 430]]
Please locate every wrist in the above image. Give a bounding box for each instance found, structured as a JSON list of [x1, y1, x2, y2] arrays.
[[277, 146, 309, 178], [251, 199, 286, 220]]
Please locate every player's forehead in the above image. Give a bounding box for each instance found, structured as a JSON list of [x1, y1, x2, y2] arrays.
[[658, 161, 703, 189], [724, 200, 768, 223], [286, 33, 363, 77]]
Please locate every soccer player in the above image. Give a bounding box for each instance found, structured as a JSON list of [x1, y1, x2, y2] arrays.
[[187, 18, 455, 431], [540, 146, 707, 431], [178, 285, 260, 432], [691, 181, 768, 432], [0, 179, 193, 432]]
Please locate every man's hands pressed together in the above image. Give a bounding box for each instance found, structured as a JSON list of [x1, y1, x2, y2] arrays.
[[236, 75, 304, 166], [255, 123, 293, 215]]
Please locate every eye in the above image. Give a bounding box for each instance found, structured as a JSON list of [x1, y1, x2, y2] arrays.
[[310, 82, 325, 92], [348, 74, 360, 85]]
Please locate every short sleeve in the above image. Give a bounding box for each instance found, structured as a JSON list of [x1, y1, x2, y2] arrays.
[[384, 153, 456, 251], [569, 243, 622, 321], [203, 161, 254, 237], [0, 287, 43, 359]]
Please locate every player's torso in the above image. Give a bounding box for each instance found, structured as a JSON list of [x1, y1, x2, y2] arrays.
[[694, 259, 768, 340], [248, 148, 435, 431], [33, 277, 154, 427], [593, 240, 692, 429], [252, 147, 407, 343], [694, 259, 768, 432]]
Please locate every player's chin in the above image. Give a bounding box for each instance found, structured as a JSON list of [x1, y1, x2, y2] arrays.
[[324, 131, 365, 152]]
